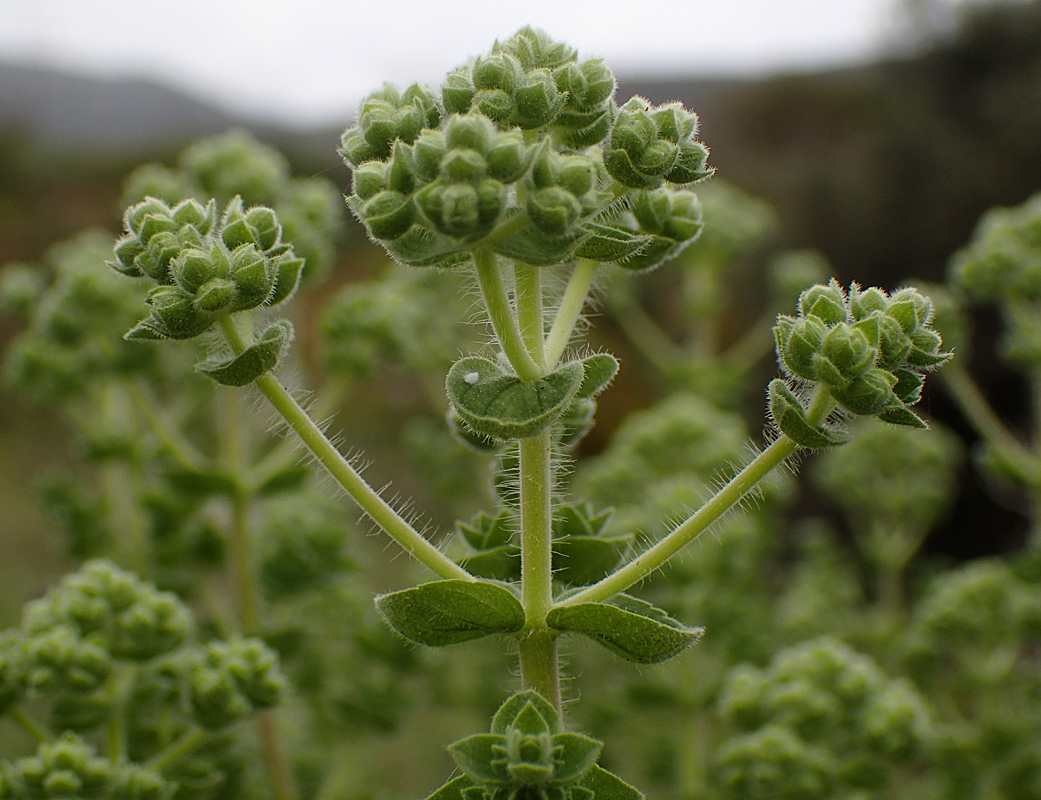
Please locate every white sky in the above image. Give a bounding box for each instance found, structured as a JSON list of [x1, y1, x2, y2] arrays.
[[0, 0, 956, 126]]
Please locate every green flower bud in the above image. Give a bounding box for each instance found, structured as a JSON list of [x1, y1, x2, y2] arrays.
[[188, 662, 252, 730], [498, 27, 576, 71], [661, 191, 703, 241], [637, 137, 678, 175], [411, 130, 448, 182], [339, 127, 379, 167], [440, 184, 482, 237], [193, 278, 237, 313], [172, 247, 219, 294], [114, 765, 171, 800], [125, 198, 172, 237], [442, 69, 476, 115], [441, 149, 488, 183], [849, 285, 889, 320], [445, 113, 494, 154], [513, 70, 563, 128], [558, 155, 596, 197], [485, 132, 530, 183], [5, 735, 112, 800], [135, 231, 183, 283], [554, 59, 615, 112], [874, 313, 913, 367], [111, 235, 145, 277], [527, 187, 582, 235], [0, 633, 29, 713], [145, 286, 214, 339], [652, 103, 698, 143], [171, 198, 215, 234], [361, 190, 416, 240], [352, 161, 387, 201], [777, 314, 827, 381], [473, 88, 513, 123], [798, 281, 848, 325], [229, 244, 276, 310], [26, 627, 112, 693], [830, 368, 899, 416], [473, 53, 520, 93], [245, 206, 281, 251], [665, 141, 712, 184], [819, 323, 876, 384]]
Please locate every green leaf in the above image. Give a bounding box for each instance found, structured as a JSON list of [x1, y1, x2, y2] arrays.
[[489, 223, 586, 266], [448, 734, 512, 785], [768, 379, 849, 449], [546, 594, 704, 664], [492, 690, 563, 736], [551, 733, 603, 784], [573, 223, 652, 263], [577, 765, 645, 800], [877, 405, 928, 429], [576, 354, 619, 399], [458, 546, 521, 582], [379, 225, 471, 269], [447, 357, 584, 440], [553, 536, 632, 587], [423, 775, 480, 800], [197, 321, 292, 387], [375, 579, 525, 646]]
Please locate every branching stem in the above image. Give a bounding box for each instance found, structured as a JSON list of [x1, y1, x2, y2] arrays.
[[474, 249, 543, 381], [560, 388, 836, 606], [545, 258, 598, 367], [217, 316, 471, 581]]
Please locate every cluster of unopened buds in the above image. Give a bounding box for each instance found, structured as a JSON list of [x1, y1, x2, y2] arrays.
[[770, 280, 952, 448], [340, 26, 712, 271]]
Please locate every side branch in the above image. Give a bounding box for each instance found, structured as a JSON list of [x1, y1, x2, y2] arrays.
[[218, 317, 472, 581]]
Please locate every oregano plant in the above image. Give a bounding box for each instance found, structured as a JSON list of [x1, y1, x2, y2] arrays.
[[0, 26, 965, 800]]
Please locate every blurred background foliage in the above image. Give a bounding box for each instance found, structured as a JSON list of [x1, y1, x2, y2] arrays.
[[1, 2, 1041, 798]]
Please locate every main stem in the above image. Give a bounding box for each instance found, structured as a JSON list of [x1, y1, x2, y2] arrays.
[[512, 260, 561, 714], [517, 431, 560, 712]]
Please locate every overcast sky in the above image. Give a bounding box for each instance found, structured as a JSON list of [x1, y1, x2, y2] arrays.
[[1, 0, 959, 126]]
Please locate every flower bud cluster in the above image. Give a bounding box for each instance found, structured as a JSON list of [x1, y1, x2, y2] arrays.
[[349, 113, 533, 243], [950, 192, 1041, 303], [903, 560, 1041, 685], [773, 281, 951, 442], [340, 83, 442, 167], [186, 638, 287, 730], [950, 192, 1041, 365], [442, 26, 615, 147], [432, 691, 634, 800], [603, 98, 710, 190], [525, 147, 608, 235], [340, 28, 710, 268], [717, 638, 936, 798], [0, 733, 171, 800], [111, 196, 303, 340], [1, 232, 160, 403], [22, 560, 193, 663], [122, 130, 344, 279]]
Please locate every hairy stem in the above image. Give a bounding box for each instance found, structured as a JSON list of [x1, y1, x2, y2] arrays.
[[217, 316, 471, 581], [545, 258, 598, 367], [517, 431, 561, 713], [474, 249, 543, 381], [561, 389, 835, 606], [515, 262, 547, 370]]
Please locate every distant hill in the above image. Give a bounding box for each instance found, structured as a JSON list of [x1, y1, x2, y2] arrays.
[[0, 61, 247, 154]]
